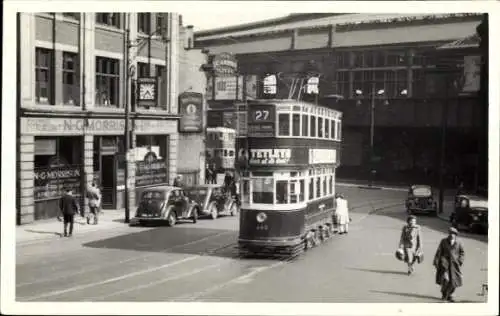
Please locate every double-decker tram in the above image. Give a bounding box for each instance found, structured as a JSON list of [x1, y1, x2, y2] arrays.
[[206, 127, 237, 183], [237, 99, 342, 258]]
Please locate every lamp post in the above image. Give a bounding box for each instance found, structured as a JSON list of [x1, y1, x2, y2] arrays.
[[356, 83, 407, 186]]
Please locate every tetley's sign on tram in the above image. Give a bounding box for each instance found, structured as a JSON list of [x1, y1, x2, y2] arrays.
[[21, 118, 174, 135]]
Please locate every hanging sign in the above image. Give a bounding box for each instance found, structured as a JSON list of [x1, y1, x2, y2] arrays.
[[178, 92, 203, 133]]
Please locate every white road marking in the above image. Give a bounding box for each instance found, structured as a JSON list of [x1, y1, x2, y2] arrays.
[[20, 256, 200, 301], [172, 260, 287, 301], [17, 231, 233, 288], [87, 263, 223, 301]]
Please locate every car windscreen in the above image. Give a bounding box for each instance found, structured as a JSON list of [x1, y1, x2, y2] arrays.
[[141, 191, 165, 200], [412, 187, 431, 197], [469, 199, 488, 210], [185, 189, 208, 199]]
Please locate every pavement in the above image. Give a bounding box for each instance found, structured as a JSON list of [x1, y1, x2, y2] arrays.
[[13, 185, 488, 304]]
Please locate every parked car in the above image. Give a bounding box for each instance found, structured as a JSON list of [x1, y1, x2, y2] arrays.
[[405, 184, 437, 216], [451, 194, 488, 233], [184, 184, 239, 220], [129, 186, 200, 226]]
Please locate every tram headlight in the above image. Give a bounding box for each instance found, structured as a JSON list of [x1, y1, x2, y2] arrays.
[[256, 212, 268, 223]]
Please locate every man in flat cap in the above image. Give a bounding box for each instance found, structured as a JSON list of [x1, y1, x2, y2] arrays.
[[433, 227, 465, 302]]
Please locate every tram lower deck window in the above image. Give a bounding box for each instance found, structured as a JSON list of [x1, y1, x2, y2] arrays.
[[252, 178, 273, 204], [276, 180, 288, 204]]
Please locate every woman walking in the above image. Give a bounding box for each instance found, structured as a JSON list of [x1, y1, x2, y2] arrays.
[[398, 215, 423, 275], [433, 227, 465, 302], [335, 193, 350, 234]]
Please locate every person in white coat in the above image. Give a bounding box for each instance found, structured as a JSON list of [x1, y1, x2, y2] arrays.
[[335, 193, 350, 234]]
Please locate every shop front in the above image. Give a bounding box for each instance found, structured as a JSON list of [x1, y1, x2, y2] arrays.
[[18, 116, 178, 224]]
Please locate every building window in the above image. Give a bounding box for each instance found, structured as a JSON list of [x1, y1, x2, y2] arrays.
[[96, 13, 120, 28], [354, 52, 364, 68], [334, 71, 349, 98], [62, 52, 79, 106], [137, 13, 151, 34], [95, 57, 119, 107], [155, 65, 165, 78], [336, 51, 350, 69], [35, 48, 53, 105], [138, 62, 150, 78], [386, 51, 407, 67], [63, 13, 79, 20], [412, 68, 425, 96]]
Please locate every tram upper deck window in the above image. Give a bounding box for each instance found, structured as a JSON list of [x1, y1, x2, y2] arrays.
[[252, 177, 274, 204], [302, 114, 308, 137], [278, 113, 290, 136], [310, 116, 317, 137], [318, 117, 324, 138], [292, 114, 300, 136], [330, 119, 335, 140], [325, 119, 330, 138]]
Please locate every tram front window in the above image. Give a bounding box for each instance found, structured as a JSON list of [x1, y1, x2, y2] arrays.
[[276, 180, 288, 204], [252, 177, 274, 204]]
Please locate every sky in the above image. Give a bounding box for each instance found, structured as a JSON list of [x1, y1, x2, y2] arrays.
[[179, 12, 290, 31]]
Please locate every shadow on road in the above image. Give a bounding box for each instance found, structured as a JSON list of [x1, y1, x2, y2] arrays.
[[23, 229, 62, 237], [370, 290, 442, 301], [373, 208, 488, 244], [371, 290, 483, 303], [349, 267, 408, 276], [82, 226, 240, 259]]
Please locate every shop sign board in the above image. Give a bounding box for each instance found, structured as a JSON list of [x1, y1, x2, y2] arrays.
[[21, 118, 176, 135], [178, 92, 203, 133], [34, 158, 81, 201], [135, 150, 168, 187]]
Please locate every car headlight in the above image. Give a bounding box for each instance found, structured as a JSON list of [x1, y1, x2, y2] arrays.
[[256, 212, 267, 223]]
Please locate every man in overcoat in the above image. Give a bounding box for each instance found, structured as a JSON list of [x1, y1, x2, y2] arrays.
[[58, 188, 79, 237], [433, 227, 465, 302]]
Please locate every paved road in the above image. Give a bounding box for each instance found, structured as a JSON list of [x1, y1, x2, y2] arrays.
[[16, 187, 488, 303]]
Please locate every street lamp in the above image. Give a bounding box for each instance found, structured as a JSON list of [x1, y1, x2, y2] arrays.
[[355, 84, 407, 186]]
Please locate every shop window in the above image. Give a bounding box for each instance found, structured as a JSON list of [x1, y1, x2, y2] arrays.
[[95, 57, 120, 107], [35, 48, 53, 105], [301, 114, 309, 137], [63, 52, 79, 106], [96, 13, 120, 28], [278, 113, 290, 136], [252, 177, 273, 204], [34, 137, 82, 201], [137, 13, 151, 34], [135, 135, 168, 187], [276, 180, 288, 204], [292, 114, 300, 137]]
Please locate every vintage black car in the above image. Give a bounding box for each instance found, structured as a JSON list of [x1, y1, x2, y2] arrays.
[[405, 184, 437, 216], [184, 184, 239, 220], [451, 194, 488, 233], [129, 186, 200, 226]]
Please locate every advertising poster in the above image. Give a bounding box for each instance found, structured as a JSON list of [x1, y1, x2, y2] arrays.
[[179, 92, 203, 133]]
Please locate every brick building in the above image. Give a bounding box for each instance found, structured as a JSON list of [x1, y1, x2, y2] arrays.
[[194, 13, 485, 188], [16, 12, 206, 224]]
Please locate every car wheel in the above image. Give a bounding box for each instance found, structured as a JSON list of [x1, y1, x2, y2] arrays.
[[167, 210, 176, 227], [230, 203, 238, 216], [192, 208, 198, 224], [210, 204, 218, 220]]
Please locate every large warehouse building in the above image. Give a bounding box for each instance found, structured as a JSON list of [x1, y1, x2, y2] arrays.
[[194, 13, 486, 189]]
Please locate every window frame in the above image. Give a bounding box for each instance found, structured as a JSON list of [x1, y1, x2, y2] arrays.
[[95, 56, 120, 107], [35, 47, 54, 105], [62, 51, 79, 106], [137, 13, 151, 34], [96, 13, 121, 28]]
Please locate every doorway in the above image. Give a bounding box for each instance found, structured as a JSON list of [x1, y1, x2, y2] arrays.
[[101, 154, 116, 209]]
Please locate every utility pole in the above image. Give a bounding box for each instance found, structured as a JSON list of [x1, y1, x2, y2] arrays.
[[124, 14, 134, 223], [438, 73, 450, 215]]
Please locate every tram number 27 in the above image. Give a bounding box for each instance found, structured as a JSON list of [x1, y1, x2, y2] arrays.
[[254, 110, 270, 121]]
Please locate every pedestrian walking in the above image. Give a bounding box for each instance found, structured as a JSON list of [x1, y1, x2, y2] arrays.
[[433, 227, 465, 302], [58, 188, 79, 237], [86, 182, 101, 225], [398, 215, 423, 275], [335, 193, 350, 234], [205, 164, 213, 184]]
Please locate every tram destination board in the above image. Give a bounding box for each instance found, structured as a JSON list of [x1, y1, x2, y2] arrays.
[[248, 104, 275, 137]]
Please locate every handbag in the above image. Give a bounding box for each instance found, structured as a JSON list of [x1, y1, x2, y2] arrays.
[[395, 248, 404, 261], [416, 250, 424, 264]]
